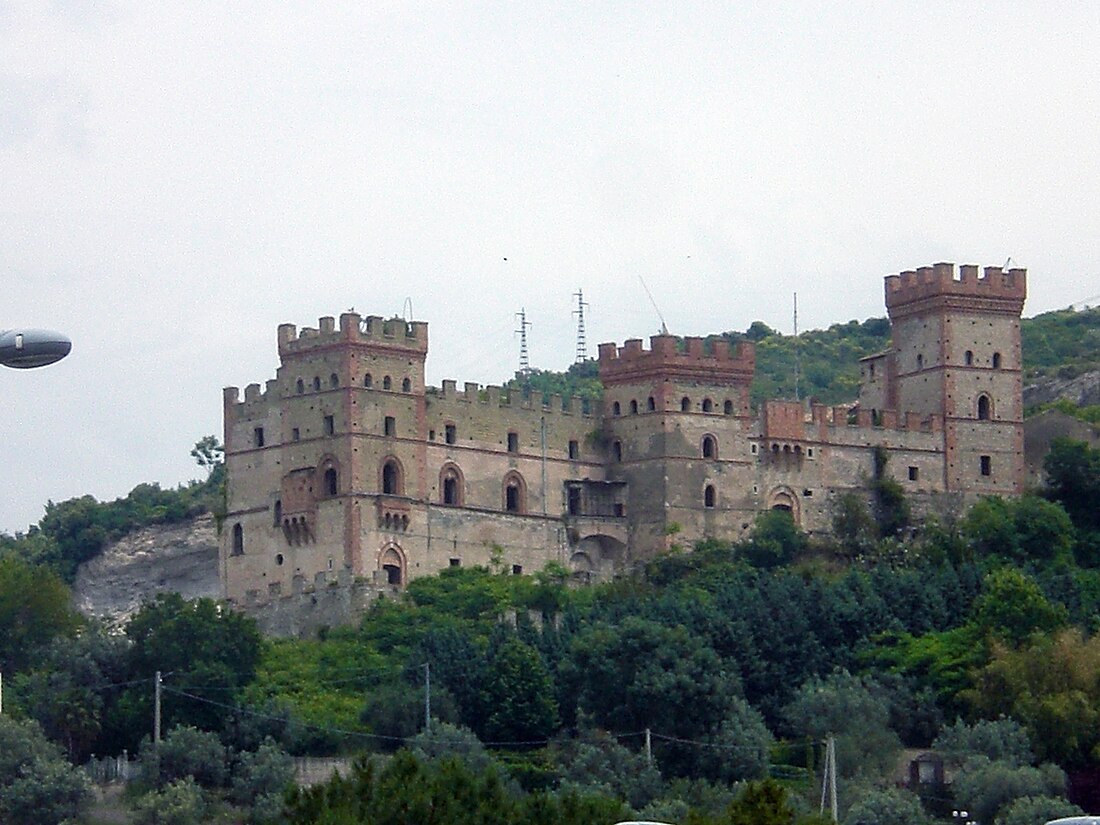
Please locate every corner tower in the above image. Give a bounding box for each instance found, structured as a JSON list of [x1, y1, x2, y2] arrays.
[[884, 263, 1026, 494]]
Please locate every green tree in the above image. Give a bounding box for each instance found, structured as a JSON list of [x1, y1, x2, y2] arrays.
[[139, 725, 229, 789], [843, 787, 931, 825], [971, 568, 1067, 645], [482, 637, 559, 742], [951, 756, 1066, 825], [696, 695, 775, 783], [190, 435, 224, 477], [132, 776, 207, 825], [230, 739, 296, 824], [552, 728, 664, 809], [782, 671, 902, 780], [725, 778, 795, 825], [996, 795, 1082, 825], [963, 496, 1075, 564], [0, 555, 79, 670], [932, 717, 1034, 768], [0, 716, 92, 825], [832, 493, 878, 557], [743, 509, 808, 568], [1044, 437, 1100, 533], [409, 721, 493, 773]]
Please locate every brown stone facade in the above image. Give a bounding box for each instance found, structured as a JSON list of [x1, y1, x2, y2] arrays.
[[222, 263, 1026, 618]]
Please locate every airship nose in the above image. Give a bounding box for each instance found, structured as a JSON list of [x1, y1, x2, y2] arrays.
[[0, 328, 73, 369]]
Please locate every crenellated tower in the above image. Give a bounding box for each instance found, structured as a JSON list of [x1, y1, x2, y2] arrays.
[[883, 262, 1026, 494]]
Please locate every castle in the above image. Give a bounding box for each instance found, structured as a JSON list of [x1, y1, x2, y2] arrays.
[[220, 262, 1026, 615]]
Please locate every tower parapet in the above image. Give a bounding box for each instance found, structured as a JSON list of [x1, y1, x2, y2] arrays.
[[885, 262, 1027, 319], [278, 313, 428, 358], [598, 334, 755, 387]]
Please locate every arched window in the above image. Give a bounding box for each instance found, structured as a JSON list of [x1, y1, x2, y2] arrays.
[[231, 523, 244, 555], [324, 467, 338, 496], [312, 376, 321, 391], [916, 354, 924, 369], [612, 401, 621, 416], [647, 396, 656, 412], [702, 398, 713, 413], [364, 373, 373, 388], [977, 394, 991, 421], [503, 472, 527, 514], [296, 378, 304, 394], [380, 544, 405, 586], [383, 376, 392, 390], [681, 397, 691, 412], [440, 464, 464, 506], [382, 458, 403, 495], [330, 373, 339, 388], [993, 352, 1002, 369], [704, 484, 716, 508], [402, 377, 411, 392], [965, 350, 974, 366], [273, 499, 282, 528], [630, 399, 638, 414], [702, 435, 717, 459], [724, 399, 734, 415]]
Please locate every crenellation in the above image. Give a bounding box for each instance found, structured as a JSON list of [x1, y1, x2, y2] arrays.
[[223, 264, 1026, 634]]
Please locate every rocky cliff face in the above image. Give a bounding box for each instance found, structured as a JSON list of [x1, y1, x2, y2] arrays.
[[72, 514, 221, 629], [1024, 369, 1100, 408]]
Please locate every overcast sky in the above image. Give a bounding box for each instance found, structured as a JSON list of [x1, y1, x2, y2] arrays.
[[2, 2, 1098, 533]]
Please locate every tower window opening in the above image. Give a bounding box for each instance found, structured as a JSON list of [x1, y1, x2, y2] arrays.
[[630, 399, 638, 414], [568, 440, 579, 459], [993, 352, 1002, 368], [383, 460, 402, 495], [231, 523, 244, 556], [364, 373, 373, 388], [445, 423, 456, 444], [980, 455, 992, 476], [507, 431, 519, 453], [702, 435, 717, 459], [908, 466, 919, 481], [724, 399, 734, 415], [385, 415, 396, 436], [402, 377, 411, 392], [442, 467, 462, 506], [313, 376, 321, 391], [330, 373, 339, 388], [648, 396, 656, 412], [965, 350, 974, 366], [681, 397, 691, 412], [323, 415, 335, 436], [613, 440, 623, 462], [612, 401, 621, 416], [292, 427, 300, 442], [977, 395, 991, 421], [702, 398, 713, 413], [324, 467, 338, 496], [704, 484, 716, 508], [383, 375, 392, 390], [916, 354, 924, 369], [253, 427, 265, 448], [504, 473, 526, 513], [296, 379, 304, 394]]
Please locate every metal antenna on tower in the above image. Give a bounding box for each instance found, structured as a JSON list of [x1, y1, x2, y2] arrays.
[[573, 288, 590, 362], [638, 276, 669, 335], [793, 292, 800, 402], [515, 308, 532, 377]]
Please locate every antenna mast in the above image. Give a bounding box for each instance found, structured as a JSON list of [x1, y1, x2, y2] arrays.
[[793, 292, 800, 402], [515, 308, 532, 378], [638, 276, 669, 335], [573, 288, 590, 362]]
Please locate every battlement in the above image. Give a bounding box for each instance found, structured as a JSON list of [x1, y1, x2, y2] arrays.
[[760, 400, 943, 441], [278, 312, 428, 358], [597, 334, 755, 387], [431, 380, 593, 417], [223, 380, 279, 411], [885, 263, 1027, 317]]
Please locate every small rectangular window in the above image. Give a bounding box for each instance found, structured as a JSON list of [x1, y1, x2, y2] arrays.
[[980, 455, 992, 476], [568, 440, 579, 459], [323, 415, 334, 436], [429, 430, 436, 441], [445, 424, 456, 444], [384, 416, 396, 437], [449, 558, 461, 567], [253, 427, 265, 448], [292, 427, 300, 442], [908, 466, 919, 481], [512, 564, 523, 575], [507, 432, 519, 453]]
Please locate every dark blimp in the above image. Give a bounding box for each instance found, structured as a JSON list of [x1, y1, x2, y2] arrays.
[[0, 328, 72, 369]]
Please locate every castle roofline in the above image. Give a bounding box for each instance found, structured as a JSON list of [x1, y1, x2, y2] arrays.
[[885, 263, 1027, 318], [278, 312, 428, 358], [597, 334, 754, 387]]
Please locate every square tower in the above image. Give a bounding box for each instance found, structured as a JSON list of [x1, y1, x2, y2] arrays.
[[884, 263, 1026, 494]]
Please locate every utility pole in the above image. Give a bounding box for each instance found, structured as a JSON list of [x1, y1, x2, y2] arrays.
[[0, 671, 4, 715], [793, 292, 801, 402], [645, 728, 652, 767], [820, 735, 838, 821], [573, 288, 589, 362], [154, 671, 162, 747]]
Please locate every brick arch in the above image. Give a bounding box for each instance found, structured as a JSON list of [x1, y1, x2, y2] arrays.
[[317, 454, 341, 497], [765, 485, 801, 526], [380, 455, 405, 495], [502, 471, 527, 514], [439, 462, 465, 506], [377, 542, 406, 587]]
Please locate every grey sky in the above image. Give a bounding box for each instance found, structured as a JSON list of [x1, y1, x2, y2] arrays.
[[2, 2, 1098, 533]]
